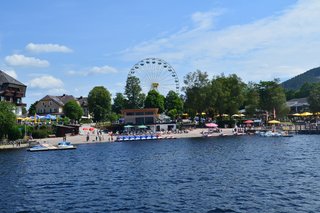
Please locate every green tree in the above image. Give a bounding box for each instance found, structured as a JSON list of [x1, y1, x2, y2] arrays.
[[63, 100, 83, 122], [167, 109, 178, 120], [308, 84, 320, 113], [28, 101, 38, 116], [285, 89, 298, 100], [107, 112, 120, 123], [0, 102, 16, 140], [144, 90, 165, 113], [296, 82, 317, 98], [112, 93, 127, 114], [165, 90, 184, 114], [8, 125, 22, 141], [257, 79, 289, 118], [183, 70, 210, 117], [88, 86, 112, 122], [244, 82, 260, 117], [125, 76, 145, 108], [211, 74, 246, 117]]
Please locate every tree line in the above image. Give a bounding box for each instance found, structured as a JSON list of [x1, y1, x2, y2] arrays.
[[86, 70, 291, 123], [3, 69, 320, 141]]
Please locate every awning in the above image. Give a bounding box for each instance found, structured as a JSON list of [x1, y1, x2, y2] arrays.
[[243, 120, 254, 124], [205, 123, 218, 128], [268, 120, 281, 124]]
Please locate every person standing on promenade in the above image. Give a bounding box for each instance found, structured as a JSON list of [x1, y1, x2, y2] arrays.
[[86, 132, 90, 142]]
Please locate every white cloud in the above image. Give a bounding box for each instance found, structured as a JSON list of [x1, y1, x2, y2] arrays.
[[26, 43, 73, 53], [191, 11, 221, 30], [29, 75, 64, 89], [5, 54, 49, 67], [67, 65, 118, 76], [120, 0, 320, 83]]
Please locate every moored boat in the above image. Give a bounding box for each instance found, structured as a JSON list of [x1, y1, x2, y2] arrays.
[[57, 141, 76, 149], [28, 141, 76, 152]]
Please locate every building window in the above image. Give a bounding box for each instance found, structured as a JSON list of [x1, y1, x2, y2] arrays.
[[126, 112, 134, 116], [145, 117, 154, 124], [135, 112, 144, 115], [145, 112, 154, 115], [135, 117, 144, 124]]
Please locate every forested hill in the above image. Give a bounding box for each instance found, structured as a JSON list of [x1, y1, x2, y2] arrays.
[[281, 66, 320, 90]]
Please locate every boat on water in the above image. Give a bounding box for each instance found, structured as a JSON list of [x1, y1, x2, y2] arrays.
[[256, 131, 294, 137], [57, 141, 77, 149], [28, 141, 76, 152], [115, 134, 174, 142]]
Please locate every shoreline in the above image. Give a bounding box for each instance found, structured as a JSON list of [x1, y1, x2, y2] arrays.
[[0, 128, 235, 150]]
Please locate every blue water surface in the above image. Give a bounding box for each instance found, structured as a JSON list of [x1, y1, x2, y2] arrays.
[[1, 135, 320, 213]]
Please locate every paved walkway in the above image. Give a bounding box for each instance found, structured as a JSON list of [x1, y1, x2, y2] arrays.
[[0, 128, 236, 150]]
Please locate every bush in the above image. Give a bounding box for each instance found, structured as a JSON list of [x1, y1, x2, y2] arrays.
[[8, 126, 22, 141], [32, 129, 48, 139], [80, 118, 93, 124], [217, 119, 236, 128]]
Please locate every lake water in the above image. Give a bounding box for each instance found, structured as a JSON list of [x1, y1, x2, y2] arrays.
[[1, 135, 320, 213]]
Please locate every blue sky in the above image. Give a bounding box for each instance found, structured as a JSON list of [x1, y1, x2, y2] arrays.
[[1, 0, 319, 108]]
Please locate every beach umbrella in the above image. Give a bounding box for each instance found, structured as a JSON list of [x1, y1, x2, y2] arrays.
[[268, 120, 281, 124], [124, 125, 134, 128], [232, 113, 245, 117], [82, 127, 89, 130], [299, 112, 313, 116], [45, 114, 52, 119], [39, 116, 46, 120], [205, 123, 218, 128], [24, 117, 32, 121], [89, 127, 95, 131], [292, 113, 301, 116], [244, 120, 254, 124], [138, 125, 147, 129]]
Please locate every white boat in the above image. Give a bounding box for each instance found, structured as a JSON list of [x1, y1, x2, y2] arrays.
[[257, 131, 293, 137], [28, 143, 57, 152], [28, 141, 76, 152], [57, 141, 76, 149]]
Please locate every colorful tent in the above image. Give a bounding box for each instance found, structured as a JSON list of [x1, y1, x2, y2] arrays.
[[299, 112, 313, 116], [268, 120, 281, 124], [205, 123, 218, 128], [232, 113, 245, 117], [243, 120, 254, 124]]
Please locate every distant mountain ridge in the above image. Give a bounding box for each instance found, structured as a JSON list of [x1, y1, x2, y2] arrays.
[[281, 67, 320, 90]]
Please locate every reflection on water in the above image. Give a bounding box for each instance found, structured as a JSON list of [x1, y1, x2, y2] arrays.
[[1, 135, 320, 212]]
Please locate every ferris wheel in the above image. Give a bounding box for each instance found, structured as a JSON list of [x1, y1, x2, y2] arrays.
[[128, 58, 180, 95]]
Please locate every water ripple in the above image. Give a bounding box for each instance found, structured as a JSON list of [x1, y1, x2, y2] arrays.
[[1, 135, 320, 212]]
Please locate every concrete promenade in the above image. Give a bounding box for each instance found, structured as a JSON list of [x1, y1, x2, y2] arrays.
[[0, 128, 235, 150]]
